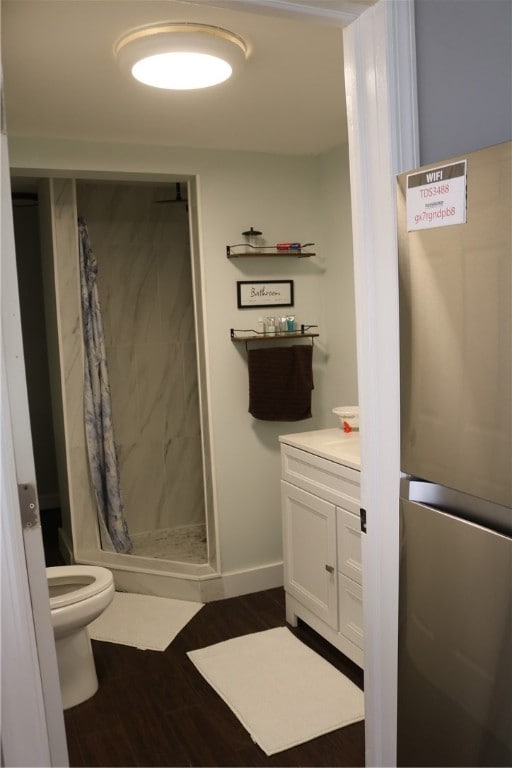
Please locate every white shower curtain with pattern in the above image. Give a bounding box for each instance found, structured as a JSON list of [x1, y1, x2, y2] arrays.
[[78, 216, 132, 554]]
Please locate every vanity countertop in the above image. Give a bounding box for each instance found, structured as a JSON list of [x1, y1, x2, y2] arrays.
[[279, 427, 360, 471]]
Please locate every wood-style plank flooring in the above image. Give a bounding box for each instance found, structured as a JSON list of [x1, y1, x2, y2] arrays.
[[43, 512, 365, 767]]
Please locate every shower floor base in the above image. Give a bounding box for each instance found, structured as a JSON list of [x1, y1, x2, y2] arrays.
[[129, 524, 207, 564]]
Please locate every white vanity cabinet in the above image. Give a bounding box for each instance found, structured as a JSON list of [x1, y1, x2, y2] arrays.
[[280, 431, 363, 668]]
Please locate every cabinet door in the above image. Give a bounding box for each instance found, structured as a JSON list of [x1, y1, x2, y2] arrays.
[[281, 481, 337, 629]]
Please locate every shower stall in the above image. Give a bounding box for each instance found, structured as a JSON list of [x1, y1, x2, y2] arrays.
[[14, 175, 218, 601]]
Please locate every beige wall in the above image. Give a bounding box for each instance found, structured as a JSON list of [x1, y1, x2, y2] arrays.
[[10, 136, 357, 578]]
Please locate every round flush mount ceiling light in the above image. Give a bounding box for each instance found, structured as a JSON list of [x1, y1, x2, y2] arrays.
[[114, 22, 248, 90]]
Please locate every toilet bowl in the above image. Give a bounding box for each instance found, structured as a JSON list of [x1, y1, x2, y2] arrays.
[[47, 565, 115, 709]]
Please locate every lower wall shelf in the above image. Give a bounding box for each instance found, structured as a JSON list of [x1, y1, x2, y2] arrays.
[[230, 325, 319, 342]]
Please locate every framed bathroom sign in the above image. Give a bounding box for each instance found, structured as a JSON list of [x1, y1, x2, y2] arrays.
[[236, 280, 294, 309]]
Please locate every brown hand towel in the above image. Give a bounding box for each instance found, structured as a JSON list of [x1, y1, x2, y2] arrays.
[[248, 345, 314, 421]]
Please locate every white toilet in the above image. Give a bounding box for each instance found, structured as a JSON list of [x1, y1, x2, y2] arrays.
[[47, 565, 115, 709]]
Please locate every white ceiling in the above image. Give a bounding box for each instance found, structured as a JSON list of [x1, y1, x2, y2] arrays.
[[1, 0, 374, 157]]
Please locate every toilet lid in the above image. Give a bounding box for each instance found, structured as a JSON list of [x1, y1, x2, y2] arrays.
[[47, 565, 114, 609]]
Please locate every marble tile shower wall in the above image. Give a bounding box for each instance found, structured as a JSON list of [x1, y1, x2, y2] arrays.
[[76, 183, 205, 535]]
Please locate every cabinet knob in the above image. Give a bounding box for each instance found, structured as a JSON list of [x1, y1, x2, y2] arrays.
[[325, 564, 334, 574]]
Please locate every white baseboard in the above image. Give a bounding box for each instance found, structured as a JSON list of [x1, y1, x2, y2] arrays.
[[201, 561, 283, 602]]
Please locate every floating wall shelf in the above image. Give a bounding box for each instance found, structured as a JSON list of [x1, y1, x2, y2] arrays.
[[230, 325, 319, 343], [226, 246, 315, 258]]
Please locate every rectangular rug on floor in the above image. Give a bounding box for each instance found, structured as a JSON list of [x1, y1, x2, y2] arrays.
[[88, 591, 203, 651], [187, 626, 364, 756]]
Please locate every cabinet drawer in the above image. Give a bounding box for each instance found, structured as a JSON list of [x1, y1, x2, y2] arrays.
[[337, 508, 362, 585], [281, 444, 360, 511], [338, 574, 364, 650]]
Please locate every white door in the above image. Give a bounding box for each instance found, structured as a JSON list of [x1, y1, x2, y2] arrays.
[[1, 69, 69, 765]]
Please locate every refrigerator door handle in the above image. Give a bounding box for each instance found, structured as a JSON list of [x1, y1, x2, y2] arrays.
[[401, 477, 512, 536]]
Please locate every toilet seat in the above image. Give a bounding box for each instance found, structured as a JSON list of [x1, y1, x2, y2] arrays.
[[47, 565, 114, 610]]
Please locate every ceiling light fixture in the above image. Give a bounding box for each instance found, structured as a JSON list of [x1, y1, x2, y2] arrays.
[[114, 22, 248, 90]]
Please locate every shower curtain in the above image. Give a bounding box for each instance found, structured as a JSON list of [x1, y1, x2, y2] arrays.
[[78, 217, 132, 554]]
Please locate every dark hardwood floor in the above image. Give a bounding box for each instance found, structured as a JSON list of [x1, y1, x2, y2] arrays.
[[43, 512, 365, 767]]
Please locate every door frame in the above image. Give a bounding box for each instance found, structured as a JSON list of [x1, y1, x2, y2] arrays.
[[1, 89, 69, 766], [343, 2, 419, 765], [1, 1, 419, 765]]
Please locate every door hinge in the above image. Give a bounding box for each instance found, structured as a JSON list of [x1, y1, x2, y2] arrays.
[[18, 484, 40, 530], [360, 507, 367, 534]]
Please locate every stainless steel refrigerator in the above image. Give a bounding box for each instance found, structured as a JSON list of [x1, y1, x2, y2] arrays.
[[396, 141, 511, 766]]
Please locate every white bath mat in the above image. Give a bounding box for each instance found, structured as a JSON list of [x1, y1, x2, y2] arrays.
[[187, 626, 364, 756], [89, 591, 203, 651]]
